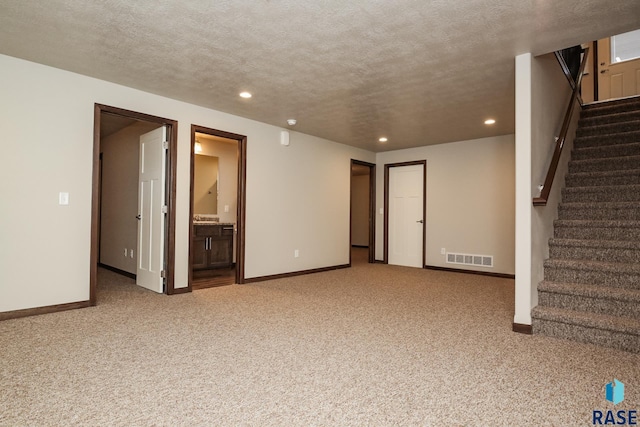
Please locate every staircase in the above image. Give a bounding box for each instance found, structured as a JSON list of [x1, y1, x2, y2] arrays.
[[531, 96, 640, 353]]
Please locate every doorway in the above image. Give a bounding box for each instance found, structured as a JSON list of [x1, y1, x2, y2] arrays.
[[350, 160, 376, 264], [384, 161, 426, 267], [594, 29, 640, 101], [189, 125, 247, 290], [90, 104, 179, 304]]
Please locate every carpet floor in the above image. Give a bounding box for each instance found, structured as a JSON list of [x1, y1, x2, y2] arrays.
[[1, 249, 638, 426]]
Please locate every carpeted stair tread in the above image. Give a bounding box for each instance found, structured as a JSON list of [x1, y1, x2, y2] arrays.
[[558, 201, 640, 220], [532, 306, 640, 336], [539, 281, 640, 304], [582, 96, 640, 117], [576, 120, 640, 137], [579, 109, 640, 127], [565, 169, 640, 187], [544, 258, 640, 275], [549, 238, 640, 263], [554, 219, 640, 229], [574, 130, 640, 148], [572, 141, 640, 160], [549, 238, 640, 251], [562, 184, 640, 202], [568, 155, 640, 173]]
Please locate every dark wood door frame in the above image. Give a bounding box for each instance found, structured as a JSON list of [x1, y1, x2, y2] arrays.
[[383, 160, 427, 265], [189, 125, 247, 288], [350, 159, 376, 264], [90, 104, 179, 304]]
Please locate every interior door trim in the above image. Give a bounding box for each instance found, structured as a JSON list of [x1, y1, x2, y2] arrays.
[[350, 159, 376, 265], [383, 160, 427, 265], [189, 124, 247, 289], [91, 104, 179, 304]]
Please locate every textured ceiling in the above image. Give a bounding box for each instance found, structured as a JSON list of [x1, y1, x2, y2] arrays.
[[1, 1, 639, 152]]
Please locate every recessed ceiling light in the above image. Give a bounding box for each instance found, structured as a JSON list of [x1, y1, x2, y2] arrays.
[[484, 119, 496, 125], [379, 137, 388, 142], [239, 92, 252, 99]]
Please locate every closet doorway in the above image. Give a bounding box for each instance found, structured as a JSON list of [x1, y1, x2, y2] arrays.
[[189, 125, 247, 289]]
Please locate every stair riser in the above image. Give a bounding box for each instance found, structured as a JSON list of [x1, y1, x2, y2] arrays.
[[549, 245, 640, 263], [558, 206, 640, 221], [572, 144, 640, 160], [569, 157, 640, 173], [562, 189, 640, 203], [539, 292, 640, 320], [579, 111, 640, 127], [543, 266, 640, 289], [555, 226, 640, 241], [565, 173, 640, 187], [532, 318, 640, 353], [574, 132, 640, 148], [577, 122, 640, 137]]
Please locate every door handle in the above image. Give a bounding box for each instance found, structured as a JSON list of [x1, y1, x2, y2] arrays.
[[136, 214, 141, 220], [416, 220, 424, 223], [600, 69, 609, 74]]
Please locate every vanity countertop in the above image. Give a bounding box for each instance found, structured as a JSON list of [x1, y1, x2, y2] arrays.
[[193, 221, 235, 226]]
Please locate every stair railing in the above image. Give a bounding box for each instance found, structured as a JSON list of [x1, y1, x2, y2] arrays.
[[533, 46, 590, 206]]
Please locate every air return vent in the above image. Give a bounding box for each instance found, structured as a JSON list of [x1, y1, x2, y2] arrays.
[[446, 252, 493, 268]]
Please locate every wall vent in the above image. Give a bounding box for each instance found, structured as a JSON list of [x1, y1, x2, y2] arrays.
[[446, 252, 493, 268]]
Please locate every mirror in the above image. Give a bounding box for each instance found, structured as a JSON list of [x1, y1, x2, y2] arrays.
[[193, 154, 219, 214]]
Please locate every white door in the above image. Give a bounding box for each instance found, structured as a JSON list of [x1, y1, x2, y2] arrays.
[[598, 35, 640, 100], [137, 126, 167, 293], [388, 164, 424, 267]]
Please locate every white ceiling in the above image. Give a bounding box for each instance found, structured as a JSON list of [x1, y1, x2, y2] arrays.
[[1, 1, 639, 152]]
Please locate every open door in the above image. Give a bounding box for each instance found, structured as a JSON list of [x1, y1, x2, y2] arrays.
[[136, 126, 167, 293]]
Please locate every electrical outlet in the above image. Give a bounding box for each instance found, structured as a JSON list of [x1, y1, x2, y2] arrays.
[[441, 248, 446, 255], [294, 249, 299, 258], [130, 249, 134, 258]]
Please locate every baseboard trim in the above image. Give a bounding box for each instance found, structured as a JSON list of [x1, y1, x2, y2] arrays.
[[169, 287, 191, 295], [98, 263, 136, 280], [424, 265, 515, 279], [374, 260, 385, 264], [244, 264, 350, 284], [351, 245, 369, 248], [0, 300, 92, 321], [513, 323, 533, 334]]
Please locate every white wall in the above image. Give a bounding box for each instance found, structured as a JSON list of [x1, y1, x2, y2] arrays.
[[351, 174, 370, 247], [0, 54, 374, 313], [376, 134, 516, 275], [100, 121, 161, 274], [514, 52, 578, 325]]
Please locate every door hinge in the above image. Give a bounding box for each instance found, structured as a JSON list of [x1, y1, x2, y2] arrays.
[[163, 141, 169, 150], [161, 205, 168, 214], [160, 270, 166, 278]]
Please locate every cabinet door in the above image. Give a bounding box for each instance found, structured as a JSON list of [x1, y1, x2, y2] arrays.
[[208, 235, 233, 268], [192, 235, 209, 270]]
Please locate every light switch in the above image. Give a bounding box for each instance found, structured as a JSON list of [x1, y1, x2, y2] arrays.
[[379, 208, 383, 215], [224, 205, 229, 213], [59, 192, 69, 205]]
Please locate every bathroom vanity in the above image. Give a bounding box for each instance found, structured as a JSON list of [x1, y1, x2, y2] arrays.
[[192, 223, 234, 270]]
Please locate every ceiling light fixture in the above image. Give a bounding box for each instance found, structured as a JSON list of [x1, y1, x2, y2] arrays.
[[287, 119, 297, 126], [239, 91, 252, 99], [194, 141, 203, 153], [484, 119, 496, 125], [379, 137, 388, 142]]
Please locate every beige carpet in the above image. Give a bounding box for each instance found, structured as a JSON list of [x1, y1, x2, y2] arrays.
[[1, 249, 638, 426]]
